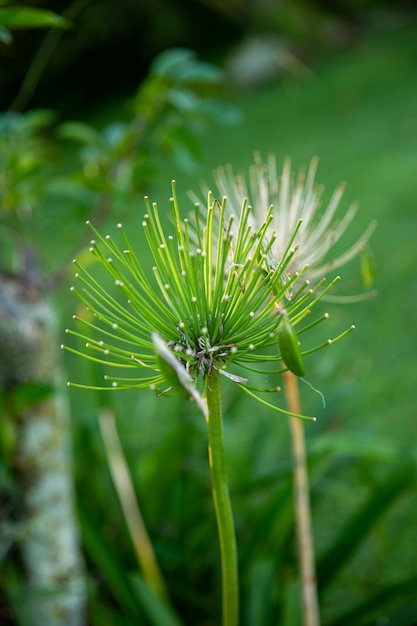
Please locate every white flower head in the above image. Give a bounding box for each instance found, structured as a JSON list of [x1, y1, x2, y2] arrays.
[[195, 153, 376, 296]]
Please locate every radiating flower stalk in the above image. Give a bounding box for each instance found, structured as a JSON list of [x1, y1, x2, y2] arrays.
[[199, 153, 376, 626], [208, 153, 376, 290], [62, 176, 361, 626]]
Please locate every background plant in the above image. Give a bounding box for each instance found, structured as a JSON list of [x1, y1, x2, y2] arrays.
[[1, 4, 417, 625]]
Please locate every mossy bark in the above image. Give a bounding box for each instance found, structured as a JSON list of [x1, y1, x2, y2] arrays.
[[0, 272, 86, 626]]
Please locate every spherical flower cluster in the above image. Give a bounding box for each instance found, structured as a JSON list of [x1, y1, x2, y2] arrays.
[[62, 181, 353, 417]]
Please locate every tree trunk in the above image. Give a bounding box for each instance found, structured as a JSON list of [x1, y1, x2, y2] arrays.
[[0, 271, 86, 626]]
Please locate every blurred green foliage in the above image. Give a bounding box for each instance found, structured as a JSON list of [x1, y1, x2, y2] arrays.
[[0, 47, 238, 276], [1, 0, 415, 112], [1, 5, 417, 625], [0, 1, 67, 46], [57, 48, 238, 194], [0, 109, 54, 221]]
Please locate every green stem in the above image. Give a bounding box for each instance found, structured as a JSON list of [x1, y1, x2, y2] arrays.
[[205, 368, 239, 626]]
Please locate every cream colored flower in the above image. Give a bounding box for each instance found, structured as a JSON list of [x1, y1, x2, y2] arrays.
[[204, 153, 376, 292]]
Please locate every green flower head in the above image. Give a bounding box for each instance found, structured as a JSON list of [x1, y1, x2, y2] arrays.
[[62, 181, 352, 418]]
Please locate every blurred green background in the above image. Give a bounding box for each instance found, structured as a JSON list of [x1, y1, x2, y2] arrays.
[[1, 1, 417, 625]]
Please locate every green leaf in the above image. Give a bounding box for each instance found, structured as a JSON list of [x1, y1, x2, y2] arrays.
[[0, 566, 31, 626], [329, 574, 417, 626], [102, 121, 128, 148], [0, 109, 54, 136], [174, 62, 224, 85], [129, 573, 184, 626], [281, 580, 302, 626], [80, 511, 141, 618], [150, 48, 223, 85], [278, 309, 305, 377], [196, 99, 243, 125], [246, 560, 276, 626], [11, 382, 55, 411], [167, 88, 200, 113], [149, 48, 196, 79], [317, 458, 416, 592], [385, 602, 417, 626], [0, 7, 69, 29], [57, 121, 103, 146], [45, 178, 97, 206], [23, 108, 56, 131], [361, 246, 376, 288], [0, 412, 17, 458], [240, 479, 294, 564], [0, 25, 11, 43], [162, 126, 201, 174], [311, 433, 396, 463]]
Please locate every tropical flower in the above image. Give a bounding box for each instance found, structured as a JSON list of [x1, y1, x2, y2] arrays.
[[193, 153, 376, 293], [62, 181, 351, 416]]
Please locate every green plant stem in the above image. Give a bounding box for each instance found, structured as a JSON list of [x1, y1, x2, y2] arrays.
[[205, 368, 239, 626], [284, 371, 320, 626]]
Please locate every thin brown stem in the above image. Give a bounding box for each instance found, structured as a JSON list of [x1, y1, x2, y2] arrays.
[[99, 408, 168, 600], [284, 370, 320, 626]]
